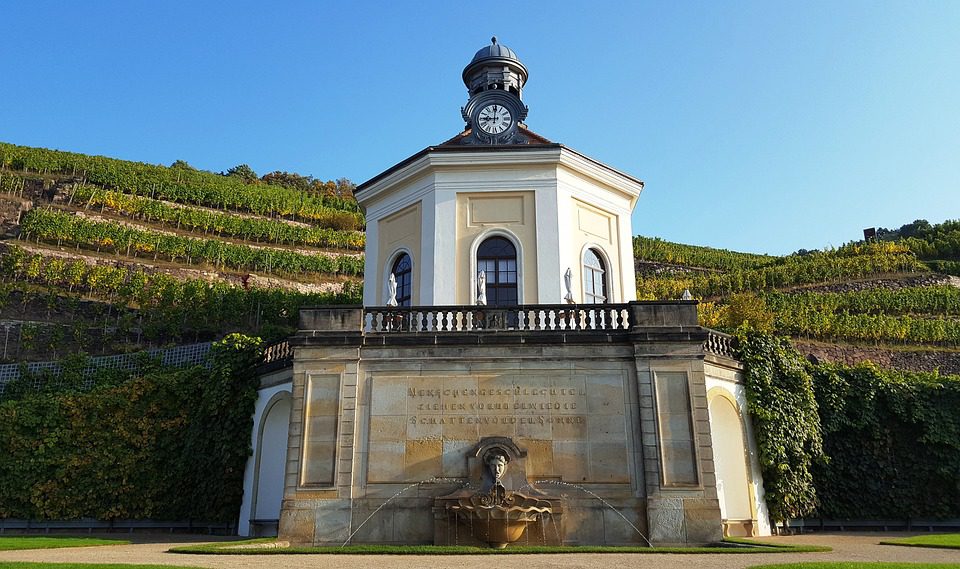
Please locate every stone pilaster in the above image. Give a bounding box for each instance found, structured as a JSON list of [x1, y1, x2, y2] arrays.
[[628, 301, 722, 545], [279, 308, 363, 546]]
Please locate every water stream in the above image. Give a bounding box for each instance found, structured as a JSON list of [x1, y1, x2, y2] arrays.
[[340, 477, 468, 547], [527, 480, 653, 547]]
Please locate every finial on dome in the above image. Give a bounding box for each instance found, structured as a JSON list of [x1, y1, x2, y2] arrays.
[[491, 36, 497, 45]]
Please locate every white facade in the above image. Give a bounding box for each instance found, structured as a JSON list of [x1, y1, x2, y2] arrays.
[[357, 145, 643, 307]]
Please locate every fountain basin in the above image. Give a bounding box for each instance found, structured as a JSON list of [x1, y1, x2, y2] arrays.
[[448, 493, 553, 548]]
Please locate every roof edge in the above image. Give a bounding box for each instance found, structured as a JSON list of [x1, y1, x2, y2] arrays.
[[355, 143, 563, 195]]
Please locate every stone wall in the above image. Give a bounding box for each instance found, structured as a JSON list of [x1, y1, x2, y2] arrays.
[[793, 340, 960, 376], [795, 274, 959, 294], [279, 303, 726, 547]]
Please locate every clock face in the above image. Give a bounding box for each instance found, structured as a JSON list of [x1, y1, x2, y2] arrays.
[[477, 104, 513, 134]]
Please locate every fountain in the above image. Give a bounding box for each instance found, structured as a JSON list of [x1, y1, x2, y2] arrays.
[[433, 437, 562, 548]]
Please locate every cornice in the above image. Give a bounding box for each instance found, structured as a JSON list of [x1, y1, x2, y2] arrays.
[[356, 144, 644, 209]]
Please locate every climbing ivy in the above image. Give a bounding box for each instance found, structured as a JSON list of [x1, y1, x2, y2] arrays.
[[811, 363, 960, 519], [0, 334, 261, 522], [738, 331, 960, 522], [736, 330, 825, 524]]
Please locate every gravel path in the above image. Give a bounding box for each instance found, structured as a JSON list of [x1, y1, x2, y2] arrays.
[[1, 533, 959, 569]]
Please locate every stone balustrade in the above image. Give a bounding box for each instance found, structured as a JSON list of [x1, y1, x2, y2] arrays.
[[363, 303, 632, 333], [704, 330, 736, 358], [262, 340, 292, 365]]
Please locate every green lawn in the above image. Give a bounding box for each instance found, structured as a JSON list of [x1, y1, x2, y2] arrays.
[[0, 537, 130, 551], [169, 538, 830, 555], [880, 534, 960, 550], [749, 561, 960, 569]]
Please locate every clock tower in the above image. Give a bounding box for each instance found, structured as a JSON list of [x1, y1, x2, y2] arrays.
[[356, 38, 643, 308], [461, 37, 529, 144]]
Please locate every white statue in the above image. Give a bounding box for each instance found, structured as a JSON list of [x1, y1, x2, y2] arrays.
[[476, 270, 487, 305], [386, 273, 398, 306], [563, 267, 574, 304]]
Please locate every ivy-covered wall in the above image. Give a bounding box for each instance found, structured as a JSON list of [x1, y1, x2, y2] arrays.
[[739, 331, 960, 523], [0, 334, 260, 522], [812, 363, 960, 519]]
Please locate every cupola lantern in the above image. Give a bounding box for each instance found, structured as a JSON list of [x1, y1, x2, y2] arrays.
[[461, 37, 529, 144]]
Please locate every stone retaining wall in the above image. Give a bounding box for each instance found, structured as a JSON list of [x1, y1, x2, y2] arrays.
[[793, 340, 960, 376]]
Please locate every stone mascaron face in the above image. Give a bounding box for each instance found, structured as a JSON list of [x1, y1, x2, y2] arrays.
[[487, 452, 508, 481]]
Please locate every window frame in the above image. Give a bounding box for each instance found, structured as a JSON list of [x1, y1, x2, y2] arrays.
[[387, 250, 413, 307], [473, 233, 521, 306]]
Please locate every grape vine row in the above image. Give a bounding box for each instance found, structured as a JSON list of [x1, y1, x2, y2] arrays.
[[19, 208, 364, 277], [0, 245, 362, 345], [71, 185, 365, 250], [0, 142, 364, 225], [633, 236, 776, 271]]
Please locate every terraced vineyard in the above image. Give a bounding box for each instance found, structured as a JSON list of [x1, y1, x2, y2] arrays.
[[3, 139, 958, 374], [0, 142, 364, 360], [635, 221, 960, 368]]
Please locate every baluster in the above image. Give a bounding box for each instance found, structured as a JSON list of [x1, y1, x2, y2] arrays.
[[620, 308, 629, 328], [588, 309, 597, 330]]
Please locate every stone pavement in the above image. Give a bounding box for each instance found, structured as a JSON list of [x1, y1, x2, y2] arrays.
[[1, 533, 959, 569]]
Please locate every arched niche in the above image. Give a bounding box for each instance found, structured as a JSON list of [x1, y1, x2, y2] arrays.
[[707, 390, 754, 534], [250, 392, 292, 535]]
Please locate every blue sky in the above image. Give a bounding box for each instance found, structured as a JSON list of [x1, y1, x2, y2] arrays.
[[2, 1, 957, 255]]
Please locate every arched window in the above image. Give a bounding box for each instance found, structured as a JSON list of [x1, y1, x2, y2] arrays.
[[391, 253, 412, 307], [583, 248, 607, 304], [477, 236, 518, 306]]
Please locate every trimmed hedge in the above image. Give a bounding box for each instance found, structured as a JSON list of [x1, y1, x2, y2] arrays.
[[0, 335, 261, 522]]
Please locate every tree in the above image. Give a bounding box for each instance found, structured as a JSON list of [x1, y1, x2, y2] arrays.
[[335, 177, 356, 198], [260, 171, 310, 192], [224, 164, 258, 184], [723, 292, 774, 333]]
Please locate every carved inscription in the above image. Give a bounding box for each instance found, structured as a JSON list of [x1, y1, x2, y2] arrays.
[[406, 384, 586, 426]]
